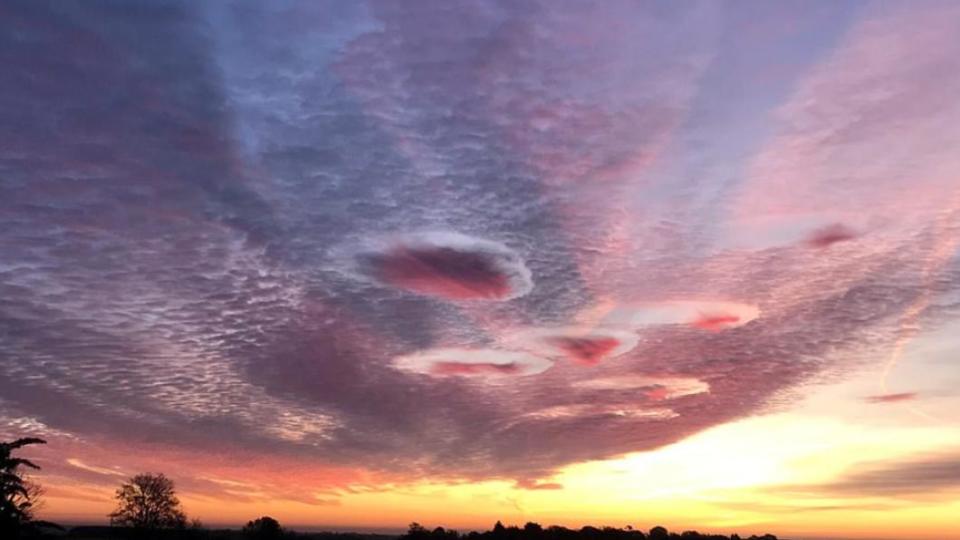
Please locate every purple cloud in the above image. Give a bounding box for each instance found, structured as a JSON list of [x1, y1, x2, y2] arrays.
[[348, 232, 533, 301], [778, 451, 960, 498], [1, 0, 960, 492], [805, 223, 859, 249]]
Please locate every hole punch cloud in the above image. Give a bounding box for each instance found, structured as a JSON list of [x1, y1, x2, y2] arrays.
[[602, 301, 761, 332], [392, 348, 553, 378], [691, 313, 743, 332], [349, 232, 533, 301], [575, 375, 710, 400], [549, 336, 621, 365], [504, 327, 639, 366]]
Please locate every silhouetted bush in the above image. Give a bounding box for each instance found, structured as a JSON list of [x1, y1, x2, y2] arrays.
[[242, 517, 284, 540]]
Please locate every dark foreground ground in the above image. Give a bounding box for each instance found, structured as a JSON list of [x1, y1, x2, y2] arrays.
[[37, 523, 780, 540], [40, 527, 397, 540]]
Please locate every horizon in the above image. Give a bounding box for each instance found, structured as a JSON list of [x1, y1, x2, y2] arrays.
[[35, 517, 915, 540], [2, 1, 960, 539], [46, 520, 913, 540]]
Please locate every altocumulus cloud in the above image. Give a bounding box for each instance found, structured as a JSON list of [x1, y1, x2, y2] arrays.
[[2, 0, 960, 488]]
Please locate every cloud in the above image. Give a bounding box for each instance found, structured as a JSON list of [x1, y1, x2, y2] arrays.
[[864, 393, 917, 404], [782, 451, 960, 498], [514, 479, 563, 491], [689, 313, 744, 332], [805, 223, 859, 249], [517, 405, 677, 422], [504, 327, 639, 366], [574, 376, 709, 400], [1, 0, 959, 495], [732, 1, 960, 234], [712, 499, 900, 514], [66, 458, 126, 477], [392, 348, 553, 378], [601, 301, 761, 332], [346, 232, 533, 301]]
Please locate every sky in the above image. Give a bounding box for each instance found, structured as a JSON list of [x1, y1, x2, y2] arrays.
[[1, 1, 960, 539]]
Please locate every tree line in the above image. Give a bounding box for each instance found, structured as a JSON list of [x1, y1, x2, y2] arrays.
[[401, 521, 777, 540], [2, 438, 779, 540]]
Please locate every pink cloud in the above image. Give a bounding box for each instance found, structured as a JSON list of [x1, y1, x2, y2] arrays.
[[691, 313, 743, 332], [731, 2, 960, 238], [503, 327, 640, 366], [392, 348, 553, 378], [368, 245, 513, 300], [348, 232, 533, 302], [804, 223, 858, 249], [515, 479, 564, 491], [546, 336, 623, 366], [865, 392, 917, 404], [430, 361, 523, 376]]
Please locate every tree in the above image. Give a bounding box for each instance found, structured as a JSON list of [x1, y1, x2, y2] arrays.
[[109, 473, 187, 530], [243, 516, 284, 540], [648, 527, 669, 540], [403, 522, 430, 540], [524, 522, 543, 535], [433, 527, 461, 540], [1, 437, 47, 538]]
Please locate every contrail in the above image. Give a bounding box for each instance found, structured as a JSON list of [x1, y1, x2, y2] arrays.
[[881, 193, 960, 422]]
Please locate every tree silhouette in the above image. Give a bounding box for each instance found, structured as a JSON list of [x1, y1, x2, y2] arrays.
[[401, 522, 463, 540], [403, 522, 430, 540], [1, 437, 47, 538], [648, 527, 668, 540], [524, 523, 543, 535], [398, 520, 778, 540], [109, 473, 187, 530], [243, 516, 285, 540]]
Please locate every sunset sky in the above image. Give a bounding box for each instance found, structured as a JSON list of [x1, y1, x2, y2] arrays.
[[2, 1, 960, 539]]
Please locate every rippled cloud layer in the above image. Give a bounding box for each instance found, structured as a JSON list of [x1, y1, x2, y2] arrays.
[[2, 0, 959, 493]]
